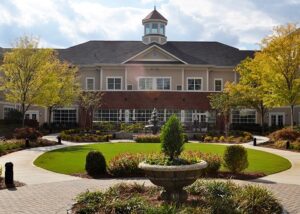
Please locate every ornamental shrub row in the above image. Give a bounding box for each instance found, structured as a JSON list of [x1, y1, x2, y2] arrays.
[[60, 133, 112, 142], [135, 135, 160, 143]]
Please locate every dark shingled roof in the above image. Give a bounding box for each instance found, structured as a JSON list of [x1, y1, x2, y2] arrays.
[[57, 41, 255, 66], [143, 8, 167, 22]]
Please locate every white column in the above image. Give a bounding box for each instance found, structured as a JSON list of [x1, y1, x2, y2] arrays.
[[181, 110, 185, 123], [125, 67, 128, 90], [234, 70, 237, 83], [181, 68, 185, 90], [132, 109, 136, 121], [206, 68, 209, 91], [100, 68, 103, 90]]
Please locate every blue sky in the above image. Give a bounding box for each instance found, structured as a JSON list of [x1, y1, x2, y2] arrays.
[[0, 0, 299, 50]]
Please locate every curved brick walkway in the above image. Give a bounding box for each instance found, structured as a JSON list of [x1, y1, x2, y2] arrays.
[[0, 134, 300, 213]]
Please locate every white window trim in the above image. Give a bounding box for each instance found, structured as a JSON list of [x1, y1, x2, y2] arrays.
[[106, 76, 123, 91], [25, 110, 39, 121], [52, 108, 77, 123], [3, 105, 16, 119], [187, 77, 203, 91], [269, 112, 285, 126], [214, 78, 223, 92], [85, 77, 95, 91], [231, 109, 257, 124], [138, 76, 172, 91]]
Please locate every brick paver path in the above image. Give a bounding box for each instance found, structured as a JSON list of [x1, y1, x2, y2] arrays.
[[0, 134, 300, 213], [0, 179, 299, 214]]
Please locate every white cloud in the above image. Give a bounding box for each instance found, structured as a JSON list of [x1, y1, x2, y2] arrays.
[[0, 0, 299, 49]]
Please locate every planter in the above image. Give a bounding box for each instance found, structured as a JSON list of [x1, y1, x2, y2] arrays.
[[139, 161, 207, 202]]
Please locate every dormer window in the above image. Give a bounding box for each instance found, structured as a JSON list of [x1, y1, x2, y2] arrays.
[[160, 24, 165, 35]]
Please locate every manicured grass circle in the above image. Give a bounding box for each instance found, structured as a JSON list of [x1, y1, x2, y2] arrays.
[[34, 143, 291, 175]]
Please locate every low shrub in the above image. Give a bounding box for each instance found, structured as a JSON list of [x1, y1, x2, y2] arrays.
[[120, 123, 144, 133], [269, 128, 300, 141], [181, 151, 221, 176], [108, 153, 145, 177], [291, 142, 300, 151], [183, 134, 189, 143], [13, 128, 42, 141], [204, 136, 212, 142], [135, 135, 160, 143], [60, 130, 112, 142], [274, 140, 287, 149], [235, 185, 282, 214], [74, 182, 282, 214], [224, 145, 248, 173], [85, 151, 106, 177], [227, 135, 235, 143], [93, 122, 119, 132], [212, 137, 219, 142], [219, 136, 225, 142]]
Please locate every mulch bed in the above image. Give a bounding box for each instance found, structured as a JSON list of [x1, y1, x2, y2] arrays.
[[72, 171, 265, 180], [0, 177, 25, 190]]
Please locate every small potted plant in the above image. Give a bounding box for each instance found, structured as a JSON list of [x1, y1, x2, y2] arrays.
[[139, 115, 207, 202]]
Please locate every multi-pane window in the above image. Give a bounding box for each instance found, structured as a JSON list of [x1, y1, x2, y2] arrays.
[[145, 24, 150, 34], [139, 77, 170, 90], [139, 78, 153, 90], [156, 78, 170, 90], [232, 110, 256, 124], [86, 78, 95, 91], [94, 109, 120, 122], [214, 79, 223, 91], [3, 106, 15, 119], [160, 24, 165, 35], [166, 109, 181, 120], [151, 23, 158, 34], [270, 113, 284, 126], [53, 109, 77, 123], [107, 77, 122, 90], [187, 78, 202, 91], [135, 109, 152, 122]]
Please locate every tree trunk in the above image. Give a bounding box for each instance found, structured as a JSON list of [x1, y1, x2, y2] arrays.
[[21, 103, 26, 127], [291, 105, 294, 129], [224, 113, 229, 137], [48, 107, 53, 133]]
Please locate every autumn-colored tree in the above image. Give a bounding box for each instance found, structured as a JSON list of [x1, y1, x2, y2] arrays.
[[41, 63, 80, 129], [261, 24, 300, 129], [209, 92, 237, 136], [0, 36, 62, 126], [78, 91, 104, 129], [226, 53, 270, 133]]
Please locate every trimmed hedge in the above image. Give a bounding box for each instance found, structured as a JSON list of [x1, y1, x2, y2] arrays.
[[135, 135, 160, 143], [13, 128, 42, 141], [85, 151, 106, 176], [60, 129, 112, 142], [224, 145, 249, 173]]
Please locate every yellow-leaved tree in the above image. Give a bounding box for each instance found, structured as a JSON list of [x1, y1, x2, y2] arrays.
[[261, 24, 300, 129], [0, 36, 79, 127], [226, 52, 270, 133]]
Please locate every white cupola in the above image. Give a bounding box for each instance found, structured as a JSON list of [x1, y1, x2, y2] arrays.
[[142, 7, 168, 45]]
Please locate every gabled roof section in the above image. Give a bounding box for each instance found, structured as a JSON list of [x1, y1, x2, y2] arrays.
[[122, 45, 187, 64], [143, 8, 167, 22], [57, 40, 255, 66]]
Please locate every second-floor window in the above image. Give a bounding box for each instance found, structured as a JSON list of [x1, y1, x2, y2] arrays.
[[107, 77, 122, 90], [214, 79, 223, 91], [187, 78, 202, 91], [156, 78, 170, 90], [86, 77, 95, 91], [139, 77, 171, 90]]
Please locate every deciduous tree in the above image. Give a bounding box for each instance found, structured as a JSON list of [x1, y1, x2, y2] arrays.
[[0, 36, 62, 126], [261, 24, 300, 129]]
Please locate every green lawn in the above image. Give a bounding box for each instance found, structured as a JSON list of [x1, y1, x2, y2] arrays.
[[34, 143, 291, 175]]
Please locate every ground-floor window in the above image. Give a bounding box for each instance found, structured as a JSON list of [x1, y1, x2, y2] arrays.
[[232, 110, 256, 124], [53, 109, 77, 123], [269, 113, 284, 126], [3, 106, 15, 119], [25, 110, 39, 121], [93, 109, 214, 124]]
